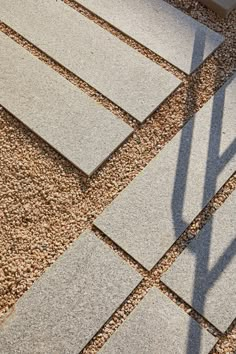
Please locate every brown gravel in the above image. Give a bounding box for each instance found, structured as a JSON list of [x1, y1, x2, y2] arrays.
[[0, 0, 235, 353]]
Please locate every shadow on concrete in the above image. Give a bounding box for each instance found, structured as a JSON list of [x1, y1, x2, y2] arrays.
[[170, 27, 236, 353]]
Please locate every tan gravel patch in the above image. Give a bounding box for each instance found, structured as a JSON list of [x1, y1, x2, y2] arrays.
[[0, 0, 235, 353]]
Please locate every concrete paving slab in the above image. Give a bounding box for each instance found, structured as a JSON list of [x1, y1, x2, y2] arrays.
[[0, 230, 141, 354], [162, 191, 236, 332], [94, 74, 236, 269], [99, 288, 217, 354], [78, 0, 224, 74], [0, 32, 132, 176], [199, 0, 236, 17], [0, 0, 180, 122]]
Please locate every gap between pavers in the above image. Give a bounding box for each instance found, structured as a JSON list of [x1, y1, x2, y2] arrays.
[[0, 230, 142, 354], [162, 190, 236, 332], [98, 288, 217, 354], [0, 31, 133, 176], [94, 74, 236, 269], [77, 0, 224, 74], [0, 0, 180, 122]]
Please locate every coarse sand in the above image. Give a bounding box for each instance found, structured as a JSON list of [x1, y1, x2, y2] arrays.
[[0, 0, 235, 352]]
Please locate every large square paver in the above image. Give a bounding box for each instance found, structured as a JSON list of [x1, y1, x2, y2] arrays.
[[0, 0, 180, 122], [78, 0, 224, 74], [0, 230, 141, 354], [94, 74, 236, 269], [162, 191, 236, 332], [99, 288, 217, 354], [0, 32, 132, 176]]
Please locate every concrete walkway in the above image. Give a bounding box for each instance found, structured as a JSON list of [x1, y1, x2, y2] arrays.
[[0, 0, 235, 353]]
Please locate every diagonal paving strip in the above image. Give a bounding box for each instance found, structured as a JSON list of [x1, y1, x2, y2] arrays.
[[98, 288, 217, 354], [0, 230, 142, 354], [77, 0, 224, 74], [0, 32, 133, 176], [94, 74, 236, 269], [162, 191, 236, 332], [0, 0, 180, 122]]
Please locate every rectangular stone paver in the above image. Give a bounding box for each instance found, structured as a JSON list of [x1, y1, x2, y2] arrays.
[[94, 74, 236, 269], [162, 191, 236, 332], [0, 32, 132, 176], [78, 0, 224, 74], [0, 0, 180, 122], [99, 288, 217, 354], [0, 230, 141, 354]]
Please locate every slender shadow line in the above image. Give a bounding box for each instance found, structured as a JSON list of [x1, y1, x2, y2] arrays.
[[205, 237, 236, 288], [171, 28, 206, 240], [187, 79, 227, 353], [170, 26, 235, 353]]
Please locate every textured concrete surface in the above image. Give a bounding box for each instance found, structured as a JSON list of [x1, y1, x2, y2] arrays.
[[199, 0, 236, 17], [78, 0, 224, 74], [0, 0, 180, 122], [95, 74, 236, 269], [162, 191, 236, 332], [99, 288, 217, 354], [0, 32, 132, 176], [0, 230, 141, 354]]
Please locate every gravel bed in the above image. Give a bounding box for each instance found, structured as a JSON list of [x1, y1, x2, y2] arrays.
[[0, 0, 235, 352]]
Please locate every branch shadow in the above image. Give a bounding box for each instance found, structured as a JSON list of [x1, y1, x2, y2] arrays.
[[170, 27, 236, 353]]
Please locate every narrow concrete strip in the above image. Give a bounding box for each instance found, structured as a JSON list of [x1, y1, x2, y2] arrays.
[[162, 191, 236, 332], [0, 32, 132, 176], [78, 0, 224, 74], [0, 0, 180, 122], [199, 0, 236, 17], [99, 288, 217, 354], [0, 230, 142, 354], [94, 74, 236, 269]]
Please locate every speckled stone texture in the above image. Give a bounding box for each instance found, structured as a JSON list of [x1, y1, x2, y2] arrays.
[[199, 0, 236, 17], [0, 31, 132, 176], [99, 288, 217, 354], [94, 74, 236, 269], [162, 191, 236, 332], [77, 0, 224, 74], [0, 0, 180, 122], [0, 231, 141, 354]]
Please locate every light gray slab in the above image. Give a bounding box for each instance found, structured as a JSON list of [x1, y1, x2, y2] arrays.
[[0, 32, 132, 176], [0, 230, 141, 354], [162, 191, 236, 332], [78, 0, 224, 74], [99, 288, 217, 354], [94, 74, 236, 269], [0, 0, 180, 122]]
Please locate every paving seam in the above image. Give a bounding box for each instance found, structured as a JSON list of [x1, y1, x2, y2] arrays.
[[92, 225, 148, 277], [0, 20, 232, 140], [64, 0, 226, 77], [92, 174, 235, 278], [91, 173, 235, 279], [160, 281, 223, 335], [0, 1, 235, 352], [0, 23, 234, 310], [82, 174, 236, 353], [0, 20, 219, 180], [81, 281, 222, 354], [63, 0, 186, 80], [77, 279, 148, 354], [0, 22, 139, 129]]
